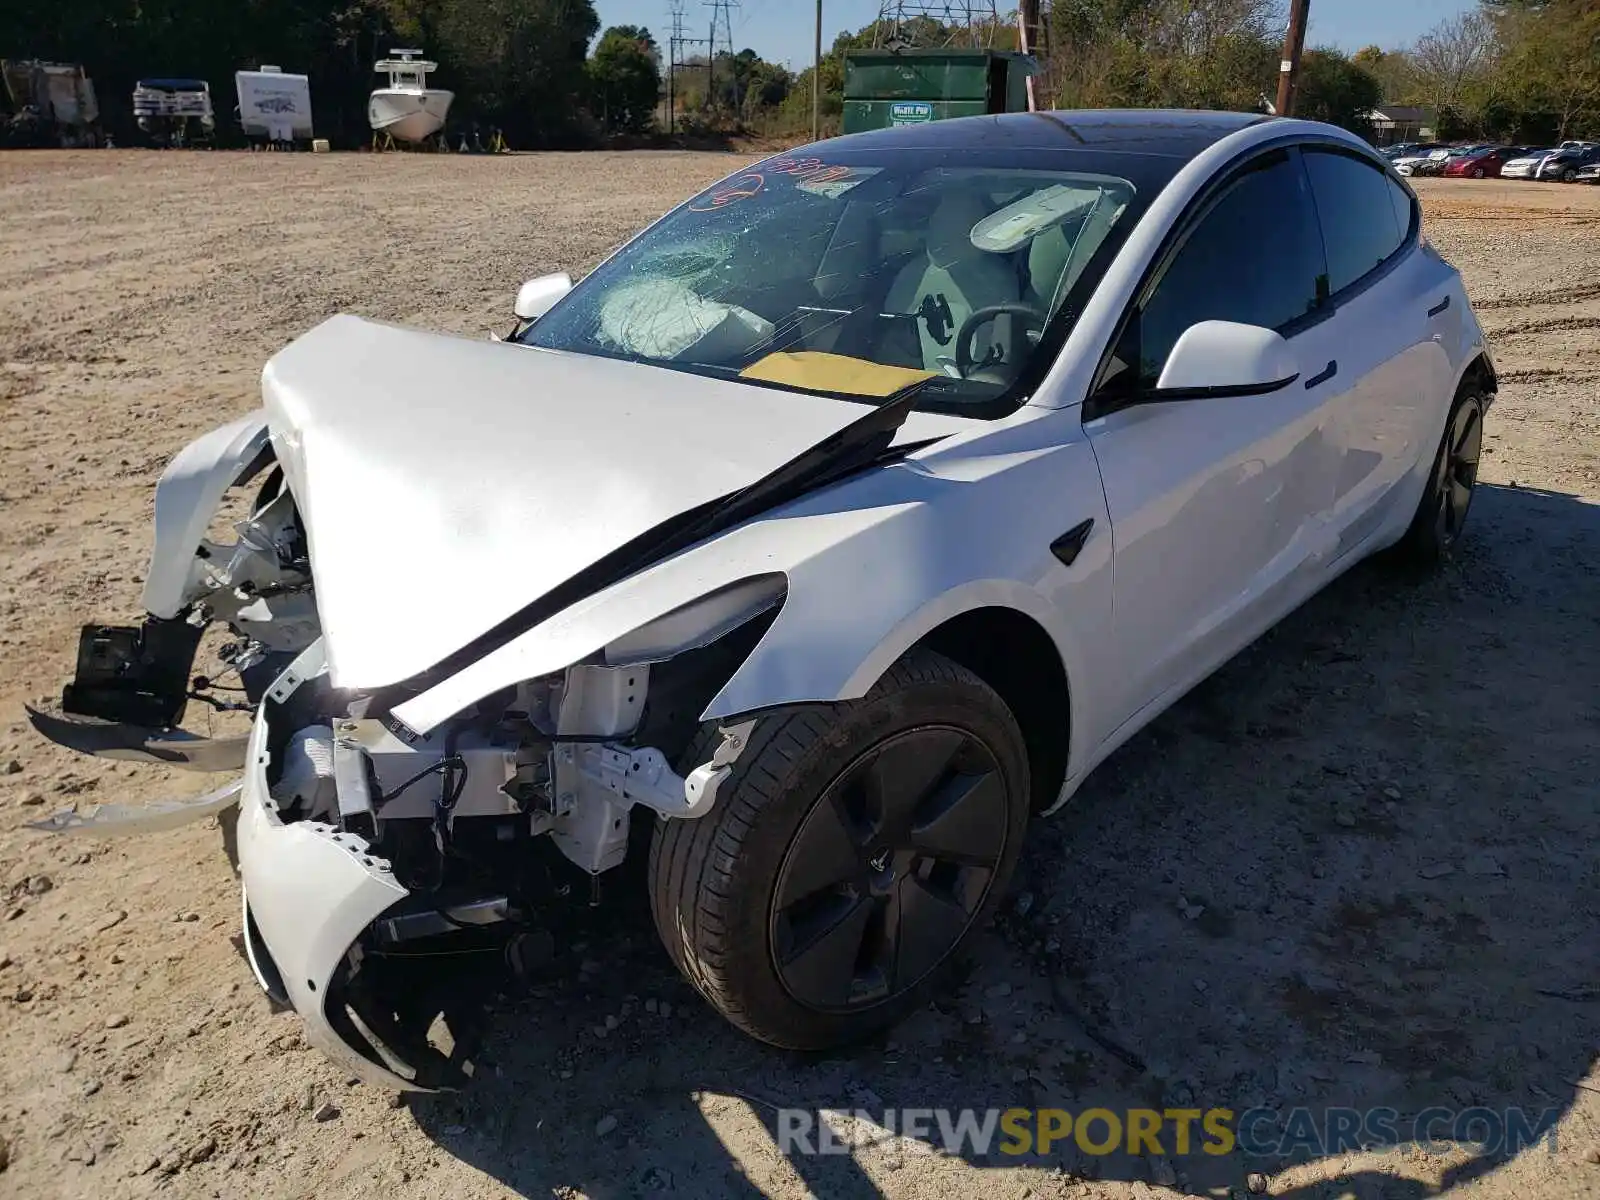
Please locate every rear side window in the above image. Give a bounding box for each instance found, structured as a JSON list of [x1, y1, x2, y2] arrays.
[[1133, 151, 1325, 388], [1303, 148, 1406, 293]]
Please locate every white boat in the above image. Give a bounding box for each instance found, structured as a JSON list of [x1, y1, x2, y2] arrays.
[[368, 50, 452, 143]]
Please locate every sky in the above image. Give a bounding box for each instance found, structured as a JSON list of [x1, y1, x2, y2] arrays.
[[599, 0, 1480, 73]]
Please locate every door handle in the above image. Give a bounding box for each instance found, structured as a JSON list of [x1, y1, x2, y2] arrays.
[[1304, 360, 1337, 389], [1427, 295, 1451, 317]]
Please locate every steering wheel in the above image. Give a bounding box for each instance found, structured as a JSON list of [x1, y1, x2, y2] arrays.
[[954, 303, 1048, 379]]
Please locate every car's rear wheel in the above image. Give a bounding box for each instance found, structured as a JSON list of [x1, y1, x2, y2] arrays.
[[648, 649, 1029, 1050], [1472, 167, 1485, 179], [1394, 387, 1485, 568]]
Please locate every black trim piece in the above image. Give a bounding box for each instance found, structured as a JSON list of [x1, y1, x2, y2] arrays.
[[1427, 296, 1451, 317], [1148, 372, 1299, 402], [1304, 359, 1338, 388], [1050, 518, 1095, 567], [373, 387, 937, 710]]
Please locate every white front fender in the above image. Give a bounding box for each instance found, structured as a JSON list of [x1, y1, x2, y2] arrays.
[[142, 411, 272, 618]]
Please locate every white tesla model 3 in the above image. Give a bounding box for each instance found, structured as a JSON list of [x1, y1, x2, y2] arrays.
[[31, 109, 1494, 1090]]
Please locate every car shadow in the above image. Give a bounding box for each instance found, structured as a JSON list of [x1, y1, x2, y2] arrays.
[[406, 481, 1600, 1197]]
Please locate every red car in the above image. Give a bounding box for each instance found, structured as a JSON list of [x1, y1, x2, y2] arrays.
[[1444, 147, 1526, 178]]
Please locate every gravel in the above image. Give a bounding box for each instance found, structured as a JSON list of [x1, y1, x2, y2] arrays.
[[0, 158, 1595, 1200]]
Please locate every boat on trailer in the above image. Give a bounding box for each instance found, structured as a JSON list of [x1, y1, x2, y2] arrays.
[[368, 50, 452, 146]]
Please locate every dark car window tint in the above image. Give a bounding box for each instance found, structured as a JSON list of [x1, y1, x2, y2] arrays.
[[1304, 148, 1404, 293], [1134, 152, 1325, 388], [1387, 177, 1415, 244]]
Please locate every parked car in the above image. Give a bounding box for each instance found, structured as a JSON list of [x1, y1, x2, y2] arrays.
[[29, 110, 1496, 1092], [1393, 150, 1438, 176], [1573, 160, 1600, 184], [1443, 146, 1527, 178], [1501, 148, 1556, 179], [1536, 143, 1600, 181], [1382, 141, 1443, 160]]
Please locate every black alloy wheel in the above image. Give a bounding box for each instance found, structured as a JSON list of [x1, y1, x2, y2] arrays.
[[1433, 393, 1484, 551], [648, 649, 1030, 1050], [770, 726, 1008, 1012], [1395, 388, 1487, 567]]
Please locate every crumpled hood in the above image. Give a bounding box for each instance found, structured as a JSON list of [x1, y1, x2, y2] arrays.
[[262, 314, 931, 689]]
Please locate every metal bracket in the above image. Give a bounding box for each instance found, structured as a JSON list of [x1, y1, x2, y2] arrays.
[[574, 718, 756, 821], [267, 638, 327, 703]]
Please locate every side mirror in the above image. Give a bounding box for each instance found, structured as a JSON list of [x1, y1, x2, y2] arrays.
[[1153, 320, 1301, 399], [514, 272, 573, 322]]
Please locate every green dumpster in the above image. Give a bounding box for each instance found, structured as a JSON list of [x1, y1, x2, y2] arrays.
[[841, 49, 1037, 135]]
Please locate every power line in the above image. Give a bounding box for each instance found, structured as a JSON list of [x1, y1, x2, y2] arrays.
[[666, 0, 711, 127], [703, 0, 741, 112], [870, 0, 1001, 49]]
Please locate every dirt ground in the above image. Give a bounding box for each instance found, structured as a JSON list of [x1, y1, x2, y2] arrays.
[[0, 152, 1597, 1200]]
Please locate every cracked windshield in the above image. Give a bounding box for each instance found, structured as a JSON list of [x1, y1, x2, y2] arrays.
[[519, 152, 1137, 413]]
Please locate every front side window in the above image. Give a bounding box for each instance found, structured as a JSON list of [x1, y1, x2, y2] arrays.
[[1303, 148, 1406, 294], [519, 150, 1142, 416], [1119, 150, 1325, 392]]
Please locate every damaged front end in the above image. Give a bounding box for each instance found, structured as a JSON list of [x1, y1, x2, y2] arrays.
[[30, 410, 780, 1090], [28, 410, 318, 791], [238, 638, 760, 1091], [29, 313, 932, 1089]]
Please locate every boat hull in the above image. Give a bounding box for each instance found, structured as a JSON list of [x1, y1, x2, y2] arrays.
[[368, 89, 453, 142]]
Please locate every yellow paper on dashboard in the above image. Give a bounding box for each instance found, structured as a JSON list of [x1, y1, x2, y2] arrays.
[[740, 351, 935, 399]]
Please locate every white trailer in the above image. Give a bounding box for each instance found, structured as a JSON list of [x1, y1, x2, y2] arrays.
[[235, 65, 313, 145]]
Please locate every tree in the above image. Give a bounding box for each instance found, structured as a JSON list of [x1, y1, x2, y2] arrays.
[[1352, 43, 1417, 101], [1409, 10, 1496, 110], [1047, 0, 1278, 112], [587, 24, 661, 133], [1492, 0, 1600, 139], [1294, 48, 1382, 134]]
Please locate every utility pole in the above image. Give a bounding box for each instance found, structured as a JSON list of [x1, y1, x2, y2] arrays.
[[1275, 0, 1310, 118], [812, 0, 821, 140], [1015, 0, 1039, 111]]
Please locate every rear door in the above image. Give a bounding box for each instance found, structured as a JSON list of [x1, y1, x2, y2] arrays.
[[1081, 147, 1347, 732], [1299, 146, 1454, 562]]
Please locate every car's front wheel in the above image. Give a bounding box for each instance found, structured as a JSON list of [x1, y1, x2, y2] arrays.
[[648, 650, 1029, 1050]]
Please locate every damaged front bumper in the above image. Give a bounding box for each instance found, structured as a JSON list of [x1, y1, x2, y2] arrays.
[[235, 710, 448, 1092]]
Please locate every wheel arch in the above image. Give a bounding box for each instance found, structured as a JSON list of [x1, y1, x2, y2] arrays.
[[705, 582, 1081, 815], [913, 606, 1072, 815], [1457, 350, 1498, 398]]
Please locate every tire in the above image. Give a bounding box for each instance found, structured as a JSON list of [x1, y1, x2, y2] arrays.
[[1393, 387, 1486, 568], [648, 649, 1030, 1050], [1472, 167, 1484, 179]]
